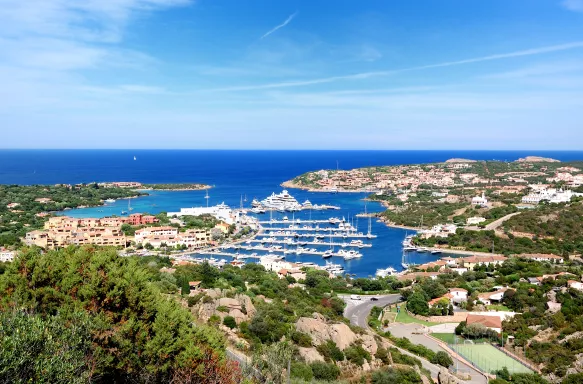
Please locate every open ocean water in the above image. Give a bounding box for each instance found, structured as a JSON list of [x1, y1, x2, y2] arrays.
[[2, 150, 582, 277]]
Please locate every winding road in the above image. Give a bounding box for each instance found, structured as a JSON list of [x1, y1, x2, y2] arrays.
[[341, 295, 487, 384]]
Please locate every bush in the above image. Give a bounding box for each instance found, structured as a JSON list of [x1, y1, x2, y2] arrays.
[[291, 331, 313, 348], [187, 293, 205, 307], [216, 305, 229, 313], [431, 351, 453, 368], [290, 362, 313, 382], [310, 362, 340, 381], [316, 340, 344, 362], [202, 295, 213, 304], [344, 344, 371, 366], [223, 316, 236, 329], [371, 367, 422, 384], [208, 315, 220, 326]]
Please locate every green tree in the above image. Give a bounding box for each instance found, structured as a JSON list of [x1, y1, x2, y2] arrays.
[[223, 316, 237, 329], [431, 351, 453, 368]]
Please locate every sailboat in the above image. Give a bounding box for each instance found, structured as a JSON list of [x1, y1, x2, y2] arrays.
[[121, 199, 132, 215], [366, 216, 373, 239], [401, 250, 409, 269], [322, 231, 333, 259], [204, 189, 210, 207]]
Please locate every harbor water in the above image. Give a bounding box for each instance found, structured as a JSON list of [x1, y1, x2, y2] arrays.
[[2, 150, 583, 277]]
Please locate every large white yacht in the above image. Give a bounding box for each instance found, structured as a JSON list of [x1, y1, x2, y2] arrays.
[[376, 267, 397, 278], [261, 190, 302, 211]]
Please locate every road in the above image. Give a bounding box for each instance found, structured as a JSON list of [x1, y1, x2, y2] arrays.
[[485, 212, 521, 230], [341, 295, 487, 384], [341, 295, 444, 378], [341, 294, 401, 328], [388, 323, 487, 384]]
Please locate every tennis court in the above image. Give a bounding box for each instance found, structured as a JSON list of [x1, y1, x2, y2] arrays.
[[451, 343, 532, 374]]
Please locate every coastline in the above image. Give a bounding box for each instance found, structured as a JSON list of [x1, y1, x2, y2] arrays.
[[140, 184, 211, 191], [280, 180, 375, 193]]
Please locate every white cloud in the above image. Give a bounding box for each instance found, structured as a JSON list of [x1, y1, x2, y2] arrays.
[[562, 0, 583, 12], [260, 11, 298, 39], [206, 41, 583, 92]]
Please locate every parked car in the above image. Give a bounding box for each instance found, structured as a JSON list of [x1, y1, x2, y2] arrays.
[[370, 297, 378, 301]]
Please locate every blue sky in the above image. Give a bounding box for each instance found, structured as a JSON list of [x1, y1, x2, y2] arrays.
[[1, 0, 583, 149]]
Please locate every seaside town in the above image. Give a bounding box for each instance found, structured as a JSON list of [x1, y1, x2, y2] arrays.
[[3, 158, 583, 384]]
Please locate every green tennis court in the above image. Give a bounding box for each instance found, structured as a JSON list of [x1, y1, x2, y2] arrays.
[[451, 343, 532, 374]]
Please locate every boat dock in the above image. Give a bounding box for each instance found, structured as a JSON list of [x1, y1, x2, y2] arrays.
[[258, 219, 344, 224], [247, 239, 372, 248]]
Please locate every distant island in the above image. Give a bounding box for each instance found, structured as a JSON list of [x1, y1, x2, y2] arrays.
[[141, 183, 211, 191]]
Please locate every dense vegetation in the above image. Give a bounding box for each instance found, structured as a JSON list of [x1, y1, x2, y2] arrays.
[[415, 226, 583, 256], [144, 183, 210, 190], [381, 201, 466, 227], [0, 246, 238, 383], [0, 184, 144, 247]]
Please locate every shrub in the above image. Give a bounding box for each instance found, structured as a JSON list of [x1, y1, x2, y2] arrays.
[[290, 362, 313, 382], [316, 340, 344, 362], [187, 293, 205, 307], [344, 344, 371, 366], [208, 315, 220, 326], [202, 295, 213, 304], [310, 362, 340, 381], [431, 351, 453, 368], [216, 305, 229, 313], [371, 367, 422, 384], [223, 316, 236, 329], [291, 331, 313, 348]]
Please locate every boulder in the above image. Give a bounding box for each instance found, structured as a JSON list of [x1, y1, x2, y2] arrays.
[[296, 317, 329, 346], [205, 288, 223, 299], [313, 312, 326, 322], [298, 347, 325, 363], [362, 361, 371, 372], [359, 333, 378, 356], [438, 367, 461, 384], [229, 308, 247, 324], [237, 294, 256, 317], [196, 302, 216, 322], [329, 323, 357, 350], [217, 297, 242, 310]]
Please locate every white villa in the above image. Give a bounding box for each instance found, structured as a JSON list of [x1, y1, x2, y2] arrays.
[[471, 192, 488, 206], [521, 188, 583, 204]]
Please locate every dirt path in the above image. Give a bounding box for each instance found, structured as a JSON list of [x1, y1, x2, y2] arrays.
[[484, 212, 521, 230]]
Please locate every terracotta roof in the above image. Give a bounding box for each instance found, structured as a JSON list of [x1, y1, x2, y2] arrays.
[[519, 253, 563, 260], [449, 288, 468, 293], [466, 314, 502, 329], [189, 281, 201, 286]]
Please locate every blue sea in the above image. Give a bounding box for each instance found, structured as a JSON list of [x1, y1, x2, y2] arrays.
[[2, 150, 582, 277]]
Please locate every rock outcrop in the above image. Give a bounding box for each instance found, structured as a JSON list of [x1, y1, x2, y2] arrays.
[[438, 367, 461, 384], [298, 347, 324, 363], [296, 317, 331, 346], [329, 323, 357, 350]]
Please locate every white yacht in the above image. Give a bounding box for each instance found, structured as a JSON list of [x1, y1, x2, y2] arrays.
[[322, 250, 333, 259], [261, 190, 302, 211], [302, 200, 313, 209], [376, 267, 397, 278], [104, 199, 116, 203], [251, 198, 262, 208]]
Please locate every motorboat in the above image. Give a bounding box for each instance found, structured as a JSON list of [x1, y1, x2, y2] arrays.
[[376, 267, 397, 278], [322, 250, 333, 259]]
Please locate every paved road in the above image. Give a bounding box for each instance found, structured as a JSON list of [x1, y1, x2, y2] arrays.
[[341, 294, 401, 328], [341, 295, 444, 378], [341, 295, 487, 384], [387, 323, 487, 384]]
